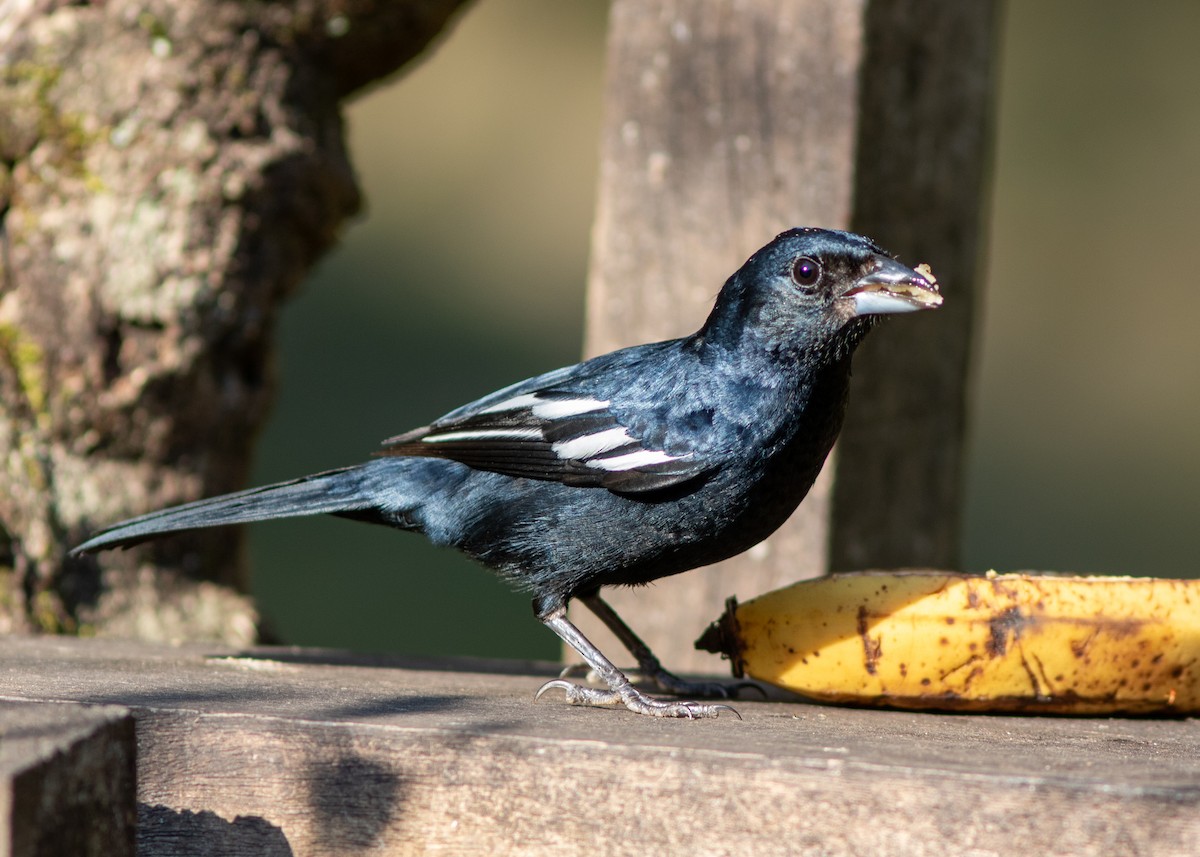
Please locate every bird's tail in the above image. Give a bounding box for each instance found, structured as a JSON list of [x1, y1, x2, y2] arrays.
[[72, 463, 382, 555]]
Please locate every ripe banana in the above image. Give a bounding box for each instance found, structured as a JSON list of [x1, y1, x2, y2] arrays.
[[695, 571, 1200, 714]]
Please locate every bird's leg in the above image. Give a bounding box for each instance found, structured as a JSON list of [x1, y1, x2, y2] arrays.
[[535, 606, 738, 719], [578, 593, 762, 700]]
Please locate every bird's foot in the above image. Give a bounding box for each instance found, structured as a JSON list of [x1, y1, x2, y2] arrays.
[[558, 662, 764, 700], [535, 678, 740, 719]]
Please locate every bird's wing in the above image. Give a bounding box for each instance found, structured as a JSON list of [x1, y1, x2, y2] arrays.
[[378, 358, 716, 493]]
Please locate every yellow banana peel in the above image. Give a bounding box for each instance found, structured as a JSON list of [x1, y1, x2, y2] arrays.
[[695, 571, 1200, 714]]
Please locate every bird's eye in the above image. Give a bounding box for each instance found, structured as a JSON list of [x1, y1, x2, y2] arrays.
[[791, 256, 821, 288]]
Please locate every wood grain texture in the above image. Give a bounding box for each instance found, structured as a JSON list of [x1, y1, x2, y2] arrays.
[[0, 637, 1197, 856], [578, 0, 997, 669], [0, 701, 135, 857]]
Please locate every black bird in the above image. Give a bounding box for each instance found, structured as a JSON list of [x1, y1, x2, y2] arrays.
[[74, 227, 941, 718]]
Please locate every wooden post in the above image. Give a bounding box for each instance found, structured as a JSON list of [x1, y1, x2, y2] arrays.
[[0, 702, 136, 857], [579, 0, 997, 670], [835, 1, 997, 572]]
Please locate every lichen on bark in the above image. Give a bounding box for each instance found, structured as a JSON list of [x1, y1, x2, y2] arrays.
[[0, 0, 469, 641]]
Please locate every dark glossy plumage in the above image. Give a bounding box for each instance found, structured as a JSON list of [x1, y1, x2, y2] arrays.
[[74, 227, 941, 717]]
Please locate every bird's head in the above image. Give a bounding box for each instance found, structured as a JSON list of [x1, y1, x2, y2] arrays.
[[700, 227, 942, 360]]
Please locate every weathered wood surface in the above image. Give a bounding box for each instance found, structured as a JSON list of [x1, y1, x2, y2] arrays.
[[1, 636, 1197, 856], [581, 0, 997, 670], [0, 700, 135, 857]]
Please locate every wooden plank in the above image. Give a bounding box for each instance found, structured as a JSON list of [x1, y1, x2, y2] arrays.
[[580, 0, 997, 670], [0, 637, 1196, 856], [0, 701, 135, 857]]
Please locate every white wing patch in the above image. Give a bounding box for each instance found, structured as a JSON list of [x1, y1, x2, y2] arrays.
[[478, 394, 609, 419], [476, 393, 542, 414], [386, 390, 698, 490], [551, 426, 634, 460], [531, 398, 609, 419], [585, 449, 683, 471]]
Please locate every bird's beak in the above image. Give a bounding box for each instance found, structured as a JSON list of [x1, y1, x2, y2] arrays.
[[842, 256, 943, 316]]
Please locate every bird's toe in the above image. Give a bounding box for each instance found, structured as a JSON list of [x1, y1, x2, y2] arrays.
[[535, 678, 740, 719]]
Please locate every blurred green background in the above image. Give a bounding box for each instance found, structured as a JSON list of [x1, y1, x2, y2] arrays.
[[248, 1, 1200, 660]]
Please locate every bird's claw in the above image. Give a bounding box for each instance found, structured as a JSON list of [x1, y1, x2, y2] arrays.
[[733, 680, 768, 699], [535, 678, 741, 719], [535, 679, 623, 707]]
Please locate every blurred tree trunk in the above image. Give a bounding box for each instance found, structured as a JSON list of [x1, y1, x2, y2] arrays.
[[0, 0, 468, 641]]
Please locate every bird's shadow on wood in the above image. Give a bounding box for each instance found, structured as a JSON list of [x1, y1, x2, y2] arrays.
[[305, 746, 407, 852], [138, 805, 293, 857]]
